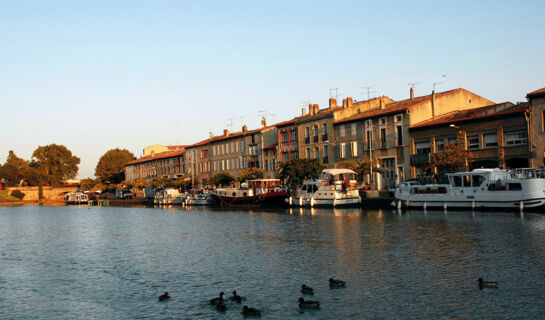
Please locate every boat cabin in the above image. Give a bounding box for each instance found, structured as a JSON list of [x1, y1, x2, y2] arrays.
[[320, 169, 358, 187]]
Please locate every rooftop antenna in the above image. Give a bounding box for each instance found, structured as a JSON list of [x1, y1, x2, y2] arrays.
[[408, 82, 421, 89], [270, 112, 276, 123], [258, 110, 267, 119], [239, 116, 244, 128], [433, 82, 442, 91], [362, 85, 376, 108], [226, 118, 235, 131], [330, 88, 342, 100]]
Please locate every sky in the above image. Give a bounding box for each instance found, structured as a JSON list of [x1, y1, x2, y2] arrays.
[[1, 0, 544, 179]]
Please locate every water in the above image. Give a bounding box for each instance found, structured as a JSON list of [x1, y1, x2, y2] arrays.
[[1, 205, 545, 319]]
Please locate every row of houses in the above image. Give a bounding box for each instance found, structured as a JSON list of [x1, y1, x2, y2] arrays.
[[124, 86, 545, 190]]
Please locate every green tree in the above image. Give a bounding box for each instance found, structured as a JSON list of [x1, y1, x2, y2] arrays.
[[354, 159, 387, 180], [0, 151, 30, 186], [429, 143, 472, 172], [237, 167, 264, 182], [95, 148, 135, 184], [32, 144, 80, 185], [277, 158, 324, 187], [210, 172, 235, 187], [80, 178, 98, 191], [152, 177, 173, 189]]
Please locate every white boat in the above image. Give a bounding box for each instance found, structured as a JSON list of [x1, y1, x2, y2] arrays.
[[287, 168, 361, 207], [154, 188, 184, 205], [185, 190, 214, 206], [65, 191, 89, 205], [393, 168, 545, 210], [211, 179, 287, 206]]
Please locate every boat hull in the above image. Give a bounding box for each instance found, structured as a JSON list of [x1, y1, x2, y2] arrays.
[[211, 191, 288, 207], [287, 195, 361, 207]]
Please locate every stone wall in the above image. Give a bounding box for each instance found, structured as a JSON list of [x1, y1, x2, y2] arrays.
[[6, 186, 78, 201]]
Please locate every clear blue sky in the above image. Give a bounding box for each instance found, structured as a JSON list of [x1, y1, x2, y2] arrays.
[[1, 0, 544, 178]]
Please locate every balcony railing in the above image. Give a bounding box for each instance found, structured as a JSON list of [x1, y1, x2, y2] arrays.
[[322, 134, 328, 141], [410, 153, 430, 166], [304, 137, 310, 144], [313, 136, 319, 143]]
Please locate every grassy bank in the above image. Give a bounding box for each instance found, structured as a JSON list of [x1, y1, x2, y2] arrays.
[[0, 190, 19, 203]]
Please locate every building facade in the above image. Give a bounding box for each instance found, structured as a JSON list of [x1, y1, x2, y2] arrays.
[[528, 87, 545, 167], [124, 146, 186, 182]]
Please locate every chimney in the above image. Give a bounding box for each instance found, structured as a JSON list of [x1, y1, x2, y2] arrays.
[[313, 104, 319, 114], [308, 104, 313, 115], [347, 97, 353, 108], [380, 99, 385, 110], [431, 90, 436, 118], [223, 129, 230, 136], [329, 98, 337, 108], [302, 108, 306, 116], [342, 98, 347, 108], [410, 87, 414, 100], [261, 116, 266, 128], [242, 125, 247, 133], [209, 131, 214, 139]]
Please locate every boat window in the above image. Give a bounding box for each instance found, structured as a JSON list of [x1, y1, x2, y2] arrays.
[[438, 187, 447, 193], [472, 175, 485, 187], [453, 176, 462, 187], [410, 187, 417, 194], [508, 183, 522, 191], [463, 175, 471, 187], [311, 185, 318, 193]]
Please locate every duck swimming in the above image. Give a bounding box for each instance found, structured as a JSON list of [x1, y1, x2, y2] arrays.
[[478, 278, 498, 289], [298, 297, 320, 309], [329, 278, 346, 287], [215, 301, 227, 312], [210, 291, 225, 305], [242, 305, 261, 316], [301, 284, 314, 295], [230, 290, 243, 303], [158, 292, 170, 301]]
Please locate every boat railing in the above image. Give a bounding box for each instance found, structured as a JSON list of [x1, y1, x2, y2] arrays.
[[512, 168, 545, 179]]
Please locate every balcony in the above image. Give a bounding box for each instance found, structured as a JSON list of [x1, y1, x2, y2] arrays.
[[410, 153, 430, 166], [323, 157, 329, 164], [322, 134, 328, 141], [304, 137, 310, 144]]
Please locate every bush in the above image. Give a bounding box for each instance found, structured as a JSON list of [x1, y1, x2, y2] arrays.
[[10, 190, 25, 200]]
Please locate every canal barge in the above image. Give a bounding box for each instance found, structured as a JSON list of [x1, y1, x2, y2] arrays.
[[393, 168, 545, 210], [211, 179, 287, 206], [154, 188, 184, 205], [287, 168, 361, 207], [65, 192, 89, 205]]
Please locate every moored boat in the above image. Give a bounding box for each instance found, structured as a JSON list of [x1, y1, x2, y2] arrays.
[[185, 189, 214, 206], [65, 191, 89, 205], [154, 188, 184, 205], [393, 168, 545, 210], [211, 179, 287, 206], [287, 168, 361, 207]]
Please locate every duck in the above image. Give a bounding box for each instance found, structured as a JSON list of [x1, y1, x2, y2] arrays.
[[301, 284, 314, 295], [298, 297, 320, 309], [242, 305, 261, 317], [158, 292, 170, 301], [329, 278, 346, 287], [215, 300, 227, 312], [478, 277, 498, 289], [210, 291, 225, 305], [229, 290, 243, 303]]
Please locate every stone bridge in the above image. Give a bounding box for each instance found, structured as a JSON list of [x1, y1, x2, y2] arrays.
[[6, 186, 79, 201]]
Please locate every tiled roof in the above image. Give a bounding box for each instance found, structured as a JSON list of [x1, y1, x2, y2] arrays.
[[125, 148, 186, 166], [410, 102, 527, 129], [527, 86, 545, 97], [334, 88, 468, 125]]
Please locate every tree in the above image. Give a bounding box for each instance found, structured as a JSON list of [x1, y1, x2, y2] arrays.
[[210, 172, 235, 187], [0, 151, 30, 186], [277, 158, 324, 187], [80, 178, 98, 191], [354, 159, 387, 181], [95, 148, 135, 184], [32, 144, 80, 185], [238, 167, 264, 182], [152, 177, 172, 189], [429, 143, 472, 172]]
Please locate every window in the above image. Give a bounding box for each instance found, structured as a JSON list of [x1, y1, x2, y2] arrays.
[[484, 133, 498, 147], [351, 141, 358, 157], [396, 126, 403, 146], [447, 137, 457, 145], [240, 140, 245, 152], [380, 128, 387, 148], [235, 142, 239, 152], [467, 135, 480, 149], [291, 150, 298, 159], [340, 125, 345, 137], [201, 150, 207, 158], [379, 117, 386, 125], [282, 131, 288, 143], [306, 147, 311, 158], [314, 125, 319, 137], [282, 152, 289, 161], [436, 139, 445, 152], [472, 175, 485, 187], [340, 142, 346, 158], [305, 127, 310, 138], [351, 123, 357, 136], [323, 145, 328, 157], [415, 141, 431, 154], [395, 114, 403, 123], [291, 130, 297, 141], [315, 147, 320, 159], [505, 131, 528, 145], [365, 130, 372, 150], [323, 123, 328, 135]]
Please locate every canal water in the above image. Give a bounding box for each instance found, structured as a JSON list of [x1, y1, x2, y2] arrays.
[[1, 205, 545, 319]]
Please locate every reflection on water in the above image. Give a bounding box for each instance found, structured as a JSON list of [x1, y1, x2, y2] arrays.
[[1, 205, 545, 319]]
